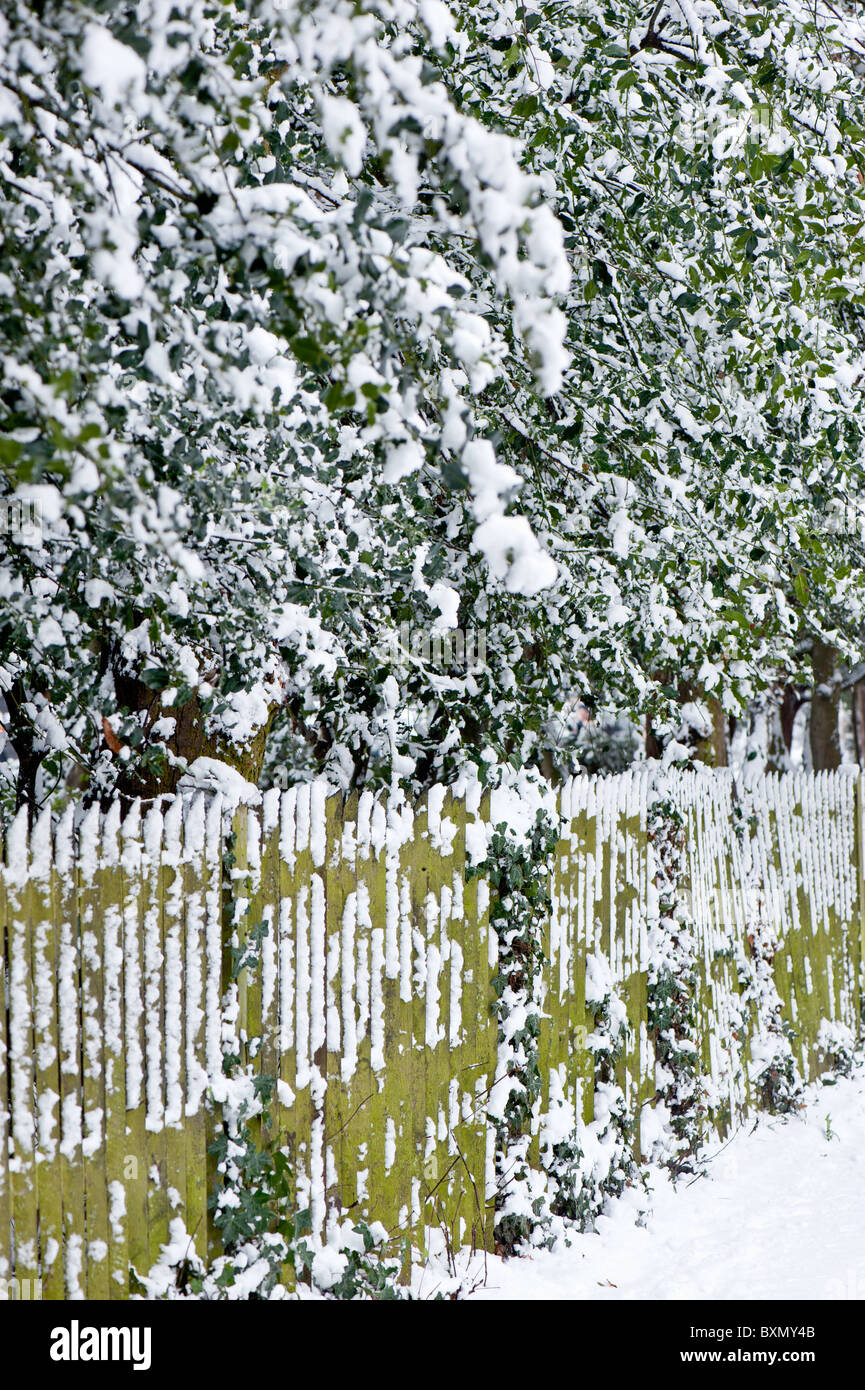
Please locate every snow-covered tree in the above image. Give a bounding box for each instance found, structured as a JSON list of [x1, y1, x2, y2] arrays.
[[442, 0, 865, 760], [0, 0, 568, 807], [4, 0, 865, 814]]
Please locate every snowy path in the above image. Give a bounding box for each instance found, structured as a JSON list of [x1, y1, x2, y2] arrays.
[[425, 1068, 865, 1301]]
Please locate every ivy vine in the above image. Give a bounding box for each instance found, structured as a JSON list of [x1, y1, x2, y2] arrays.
[[645, 790, 707, 1172], [468, 807, 559, 1256]]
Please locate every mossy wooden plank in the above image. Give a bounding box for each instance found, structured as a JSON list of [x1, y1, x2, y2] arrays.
[[375, 791, 415, 1246], [305, 783, 329, 1244], [182, 793, 209, 1271], [610, 781, 629, 1104], [386, 794, 418, 1255], [620, 780, 645, 1141], [274, 791, 297, 1149], [566, 782, 587, 1134], [534, 825, 557, 1174], [327, 790, 374, 1225], [797, 777, 825, 1071], [77, 806, 111, 1298], [204, 794, 226, 1265], [6, 812, 39, 1292], [444, 793, 488, 1255], [244, 805, 265, 1080], [535, 782, 562, 1174], [592, 781, 616, 1149], [838, 770, 858, 1024], [353, 791, 387, 1233], [120, 802, 149, 1293], [30, 808, 63, 1299], [290, 784, 316, 1245], [804, 778, 831, 1059], [627, 775, 651, 1154], [53, 808, 85, 1299], [828, 774, 851, 1018], [142, 805, 170, 1276], [806, 777, 833, 1039], [274, 788, 297, 1291], [230, 803, 254, 1089], [789, 783, 822, 1075], [473, 789, 497, 1248], [569, 793, 594, 1128], [833, 772, 857, 1027], [258, 791, 281, 1129], [161, 798, 188, 1262], [857, 774, 865, 1026], [0, 828, 11, 1289], [776, 780, 808, 1076], [812, 772, 839, 1061], [100, 804, 129, 1298], [322, 791, 348, 1229], [418, 792, 443, 1234], [423, 789, 466, 1245], [340, 790, 380, 1235], [406, 796, 431, 1254]]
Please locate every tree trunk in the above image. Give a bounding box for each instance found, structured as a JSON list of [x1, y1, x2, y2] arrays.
[[779, 683, 800, 754], [759, 684, 792, 774], [693, 696, 728, 767], [114, 677, 275, 802], [678, 681, 728, 766], [645, 712, 662, 760], [809, 639, 841, 771], [645, 690, 727, 765], [4, 680, 43, 817]]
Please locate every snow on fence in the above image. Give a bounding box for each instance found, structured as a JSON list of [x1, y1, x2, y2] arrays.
[[0, 770, 861, 1299]]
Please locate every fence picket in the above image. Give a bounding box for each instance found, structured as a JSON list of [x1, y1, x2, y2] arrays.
[[182, 793, 210, 1269], [121, 801, 148, 1292], [78, 806, 110, 1298], [31, 807, 62, 1299], [0, 824, 11, 1293], [5, 811, 39, 1294]]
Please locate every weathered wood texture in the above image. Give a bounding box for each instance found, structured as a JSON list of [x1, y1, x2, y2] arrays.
[[0, 770, 861, 1298]]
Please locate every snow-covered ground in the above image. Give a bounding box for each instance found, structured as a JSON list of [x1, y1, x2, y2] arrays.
[[416, 1065, 865, 1301]]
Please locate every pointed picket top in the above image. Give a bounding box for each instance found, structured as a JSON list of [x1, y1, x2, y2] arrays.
[[29, 804, 54, 884], [184, 791, 207, 860], [5, 803, 30, 891], [279, 786, 297, 872]]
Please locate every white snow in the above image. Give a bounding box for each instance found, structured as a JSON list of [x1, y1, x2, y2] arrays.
[[177, 757, 262, 807], [319, 95, 366, 176], [472, 515, 558, 596], [442, 1065, 865, 1300], [80, 25, 148, 109]]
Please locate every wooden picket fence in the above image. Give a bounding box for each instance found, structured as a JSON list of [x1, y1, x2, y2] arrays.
[[0, 769, 862, 1299]]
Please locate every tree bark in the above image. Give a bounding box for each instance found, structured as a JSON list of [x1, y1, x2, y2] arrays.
[[677, 680, 728, 767], [809, 639, 841, 771], [779, 683, 800, 754], [4, 680, 43, 817], [645, 712, 662, 760], [693, 696, 728, 767], [114, 676, 275, 802], [645, 688, 728, 765]]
